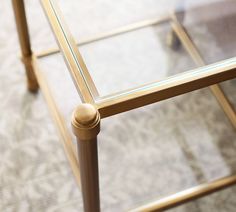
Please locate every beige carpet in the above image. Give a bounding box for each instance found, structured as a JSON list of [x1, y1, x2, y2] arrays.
[[1, 0, 236, 211]]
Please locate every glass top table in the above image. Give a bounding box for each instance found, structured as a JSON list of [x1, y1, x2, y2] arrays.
[[40, 0, 236, 118], [31, 0, 236, 211]]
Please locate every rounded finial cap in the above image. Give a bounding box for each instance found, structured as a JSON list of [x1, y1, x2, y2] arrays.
[[72, 104, 100, 140], [73, 104, 98, 126]]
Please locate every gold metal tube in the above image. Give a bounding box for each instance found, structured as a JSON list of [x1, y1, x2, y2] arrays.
[[96, 59, 236, 118], [41, 0, 99, 102], [12, 0, 39, 92], [130, 174, 236, 211], [72, 104, 101, 212], [210, 85, 236, 129], [12, 0, 32, 56], [32, 55, 81, 188], [36, 15, 170, 58], [171, 15, 236, 129]]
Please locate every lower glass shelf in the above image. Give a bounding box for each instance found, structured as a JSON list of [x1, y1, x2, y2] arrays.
[[37, 52, 236, 211]]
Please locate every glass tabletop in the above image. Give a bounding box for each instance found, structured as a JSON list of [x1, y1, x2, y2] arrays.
[[39, 0, 236, 210], [37, 50, 236, 212], [46, 0, 236, 98]]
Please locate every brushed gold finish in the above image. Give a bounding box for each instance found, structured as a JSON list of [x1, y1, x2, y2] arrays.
[[72, 104, 100, 140], [96, 59, 236, 118], [73, 104, 98, 126], [31, 55, 81, 188], [36, 16, 170, 58], [130, 174, 236, 211], [12, 0, 236, 211], [41, 0, 99, 102], [12, 0, 39, 92], [210, 85, 236, 129], [171, 14, 236, 129], [41, 0, 236, 119], [72, 104, 101, 212]]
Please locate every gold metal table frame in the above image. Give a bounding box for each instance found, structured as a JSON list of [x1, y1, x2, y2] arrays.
[[12, 0, 236, 211]]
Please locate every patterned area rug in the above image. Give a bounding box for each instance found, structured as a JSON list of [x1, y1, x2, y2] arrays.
[[1, 0, 236, 211]]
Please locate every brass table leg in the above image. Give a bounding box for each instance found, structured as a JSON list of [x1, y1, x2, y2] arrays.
[[170, 16, 236, 129], [72, 104, 101, 212], [12, 0, 38, 92]]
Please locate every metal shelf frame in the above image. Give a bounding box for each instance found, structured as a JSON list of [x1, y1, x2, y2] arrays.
[[12, 0, 236, 211]]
